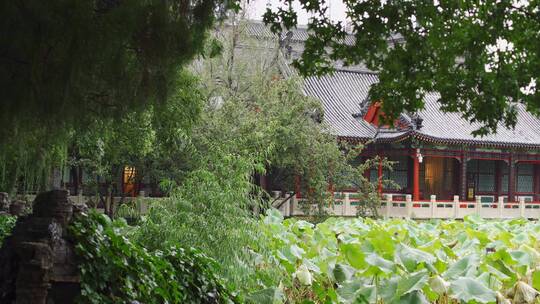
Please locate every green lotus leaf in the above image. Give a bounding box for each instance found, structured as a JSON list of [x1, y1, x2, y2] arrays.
[[340, 243, 366, 269], [397, 244, 436, 272], [395, 290, 430, 304], [477, 272, 502, 291], [365, 252, 395, 274], [248, 287, 285, 304], [444, 254, 479, 280], [337, 280, 376, 304], [395, 270, 429, 297], [449, 277, 496, 303], [510, 250, 533, 267], [264, 208, 284, 224], [290, 244, 305, 260], [532, 269, 540, 291], [332, 263, 356, 284]]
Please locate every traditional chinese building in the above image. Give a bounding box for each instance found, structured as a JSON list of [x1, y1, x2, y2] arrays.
[[246, 21, 540, 204], [302, 69, 540, 203]]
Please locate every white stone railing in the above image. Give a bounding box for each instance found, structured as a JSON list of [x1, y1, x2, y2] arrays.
[[20, 190, 540, 220], [272, 191, 540, 219]]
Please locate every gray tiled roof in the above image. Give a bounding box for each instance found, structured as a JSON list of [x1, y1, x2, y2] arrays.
[[243, 21, 356, 45], [302, 70, 377, 139], [415, 93, 540, 148], [244, 21, 540, 148], [302, 70, 540, 148]]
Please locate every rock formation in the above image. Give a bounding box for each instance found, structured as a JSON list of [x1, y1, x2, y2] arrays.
[[0, 190, 83, 304]]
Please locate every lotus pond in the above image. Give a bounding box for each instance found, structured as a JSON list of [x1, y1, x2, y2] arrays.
[[259, 210, 540, 303]]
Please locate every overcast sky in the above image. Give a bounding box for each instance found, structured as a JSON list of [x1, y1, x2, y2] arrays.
[[245, 0, 347, 25]]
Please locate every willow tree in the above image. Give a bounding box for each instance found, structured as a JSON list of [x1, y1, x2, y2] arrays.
[[0, 0, 239, 192], [264, 0, 540, 135]]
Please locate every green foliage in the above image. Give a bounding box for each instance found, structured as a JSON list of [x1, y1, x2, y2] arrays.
[[0, 69, 205, 194], [0, 0, 241, 143], [0, 215, 16, 246], [131, 18, 384, 296], [259, 212, 540, 303], [263, 1, 540, 135], [70, 211, 238, 304], [72, 69, 204, 193], [194, 20, 387, 217], [0, 134, 69, 194], [0, 0, 242, 192], [134, 145, 274, 293]]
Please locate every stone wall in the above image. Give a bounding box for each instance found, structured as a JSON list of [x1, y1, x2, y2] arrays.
[[0, 190, 84, 304]]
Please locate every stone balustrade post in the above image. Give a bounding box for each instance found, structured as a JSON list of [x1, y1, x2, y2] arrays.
[[344, 193, 350, 216], [498, 196, 504, 219], [405, 194, 412, 219], [385, 194, 393, 218], [519, 197, 526, 218], [453, 195, 460, 218], [430, 195, 436, 218], [282, 196, 289, 216], [289, 192, 296, 217]]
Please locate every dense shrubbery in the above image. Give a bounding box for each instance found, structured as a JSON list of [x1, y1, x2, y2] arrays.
[[260, 210, 540, 303], [0, 214, 16, 245], [70, 211, 239, 304]]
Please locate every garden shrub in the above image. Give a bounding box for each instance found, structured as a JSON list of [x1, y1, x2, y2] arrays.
[[70, 211, 239, 304], [0, 214, 16, 245]]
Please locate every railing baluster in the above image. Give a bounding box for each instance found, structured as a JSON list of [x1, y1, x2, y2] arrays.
[[406, 194, 412, 219], [430, 195, 436, 218], [453, 195, 460, 219], [385, 194, 392, 218], [498, 196, 504, 219], [344, 193, 350, 216], [519, 197, 526, 218]]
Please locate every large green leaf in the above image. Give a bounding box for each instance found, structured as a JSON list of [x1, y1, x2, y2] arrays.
[[532, 269, 540, 291], [395, 270, 429, 297], [365, 253, 395, 274], [248, 287, 285, 304], [264, 209, 284, 224], [449, 277, 496, 303], [340, 243, 366, 269], [337, 280, 375, 304], [509, 250, 533, 267], [332, 263, 356, 284], [395, 290, 430, 304], [397, 244, 436, 272], [444, 254, 479, 280]]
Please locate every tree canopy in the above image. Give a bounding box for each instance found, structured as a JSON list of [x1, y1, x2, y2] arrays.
[[263, 0, 540, 135], [0, 0, 239, 143], [0, 0, 242, 192]]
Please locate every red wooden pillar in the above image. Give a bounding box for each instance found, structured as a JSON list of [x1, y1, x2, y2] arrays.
[[413, 154, 420, 201], [495, 161, 501, 200], [294, 175, 301, 199], [459, 152, 468, 201], [533, 163, 540, 201], [508, 154, 516, 202], [378, 158, 383, 195]]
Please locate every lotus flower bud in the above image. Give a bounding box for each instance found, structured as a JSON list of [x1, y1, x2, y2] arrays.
[[429, 275, 450, 295], [294, 264, 313, 286]]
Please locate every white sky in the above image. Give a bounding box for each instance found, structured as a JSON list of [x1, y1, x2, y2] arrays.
[[245, 0, 347, 25]]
